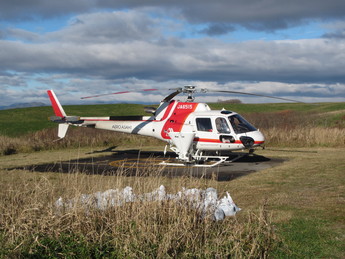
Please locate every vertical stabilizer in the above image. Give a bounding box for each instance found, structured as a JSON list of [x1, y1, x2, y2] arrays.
[[47, 90, 66, 118], [58, 124, 69, 139]]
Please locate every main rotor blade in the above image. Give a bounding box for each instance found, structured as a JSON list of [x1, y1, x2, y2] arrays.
[[162, 88, 182, 102], [81, 89, 157, 99], [207, 90, 304, 103]]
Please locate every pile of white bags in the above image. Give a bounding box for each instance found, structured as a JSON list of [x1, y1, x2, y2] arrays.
[[55, 185, 241, 221]]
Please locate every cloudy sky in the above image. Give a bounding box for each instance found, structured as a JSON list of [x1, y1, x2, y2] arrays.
[[1, 0, 345, 106]]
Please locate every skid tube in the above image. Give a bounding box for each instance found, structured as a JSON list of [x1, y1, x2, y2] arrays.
[[159, 152, 248, 168]]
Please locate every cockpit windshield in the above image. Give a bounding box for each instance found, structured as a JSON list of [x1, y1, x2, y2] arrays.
[[228, 114, 257, 133]]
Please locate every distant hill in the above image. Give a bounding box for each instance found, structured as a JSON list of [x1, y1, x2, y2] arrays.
[[0, 102, 47, 110]]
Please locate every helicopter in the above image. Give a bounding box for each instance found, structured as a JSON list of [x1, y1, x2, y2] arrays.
[[47, 86, 300, 167]]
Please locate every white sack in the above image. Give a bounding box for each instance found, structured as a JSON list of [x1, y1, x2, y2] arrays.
[[55, 185, 241, 221]]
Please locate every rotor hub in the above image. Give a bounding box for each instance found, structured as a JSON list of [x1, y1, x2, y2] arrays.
[[183, 85, 196, 102]]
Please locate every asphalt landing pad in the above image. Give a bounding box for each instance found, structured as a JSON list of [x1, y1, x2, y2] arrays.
[[16, 150, 285, 182]]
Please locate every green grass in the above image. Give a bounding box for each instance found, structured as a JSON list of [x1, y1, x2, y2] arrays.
[[0, 106, 53, 136], [273, 217, 343, 258], [1, 102, 344, 137], [63, 103, 150, 116], [0, 104, 150, 137]]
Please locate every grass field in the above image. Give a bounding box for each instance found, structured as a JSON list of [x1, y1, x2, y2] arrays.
[[0, 102, 344, 257], [0, 147, 344, 257]]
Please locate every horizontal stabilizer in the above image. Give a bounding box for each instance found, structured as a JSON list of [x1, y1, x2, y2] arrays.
[[49, 116, 64, 122], [65, 116, 81, 122], [49, 116, 81, 123]]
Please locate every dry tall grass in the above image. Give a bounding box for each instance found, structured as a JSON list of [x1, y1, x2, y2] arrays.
[[0, 168, 279, 258], [245, 110, 345, 147], [0, 127, 164, 156], [262, 127, 345, 147]]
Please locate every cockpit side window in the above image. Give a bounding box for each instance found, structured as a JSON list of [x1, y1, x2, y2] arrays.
[[196, 118, 213, 132], [215, 117, 230, 133], [229, 114, 257, 133]]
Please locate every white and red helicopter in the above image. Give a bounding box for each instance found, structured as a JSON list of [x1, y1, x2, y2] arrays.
[[47, 86, 298, 167]]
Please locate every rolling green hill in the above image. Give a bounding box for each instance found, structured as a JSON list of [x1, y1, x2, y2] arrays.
[[0, 104, 149, 137], [0, 102, 344, 137]]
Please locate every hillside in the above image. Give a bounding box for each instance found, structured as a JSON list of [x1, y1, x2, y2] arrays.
[[0, 102, 344, 137], [0, 102, 46, 110], [0, 104, 149, 137]]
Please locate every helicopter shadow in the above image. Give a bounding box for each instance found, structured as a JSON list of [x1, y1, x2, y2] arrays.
[[12, 148, 284, 182]]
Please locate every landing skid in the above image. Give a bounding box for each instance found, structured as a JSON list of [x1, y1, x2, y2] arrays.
[[159, 152, 248, 168]]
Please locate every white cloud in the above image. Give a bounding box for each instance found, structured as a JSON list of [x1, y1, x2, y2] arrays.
[[2, 72, 345, 106], [47, 11, 161, 44], [1, 5, 345, 106], [1, 0, 345, 32]]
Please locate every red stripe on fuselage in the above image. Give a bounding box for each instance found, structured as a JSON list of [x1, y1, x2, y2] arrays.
[[161, 102, 198, 139], [194, 138, 264, 145], [193, 138, 221, 143], [83, 119, 147, 122], [159, 100, 176, 122]]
